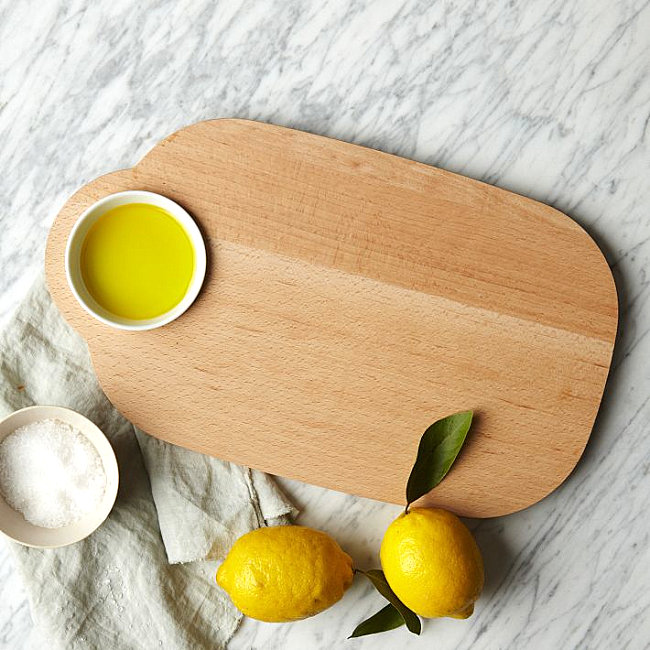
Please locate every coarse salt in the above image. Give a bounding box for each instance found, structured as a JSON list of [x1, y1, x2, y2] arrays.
[[0, 418, 107, 528]]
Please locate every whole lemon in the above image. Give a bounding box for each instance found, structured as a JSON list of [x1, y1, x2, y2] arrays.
[[216, 525, 354, 622], [380, 508, 484, 619]]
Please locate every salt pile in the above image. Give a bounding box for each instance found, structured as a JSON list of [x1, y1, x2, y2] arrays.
[[0, 418, 107, 528]]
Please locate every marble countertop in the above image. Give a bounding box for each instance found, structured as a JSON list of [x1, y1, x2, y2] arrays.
[[1, 1, 649, 648]]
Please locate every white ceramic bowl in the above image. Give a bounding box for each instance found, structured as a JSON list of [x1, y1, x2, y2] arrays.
[[0, 406, 119, 548], [65, 190, 207, 331]]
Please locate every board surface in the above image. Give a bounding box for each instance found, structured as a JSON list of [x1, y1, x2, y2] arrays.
[[45, 119, 617, 517]]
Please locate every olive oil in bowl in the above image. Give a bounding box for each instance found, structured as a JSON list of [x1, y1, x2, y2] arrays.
[[80, 203, 196, 321], [65, 190, 206, 330]]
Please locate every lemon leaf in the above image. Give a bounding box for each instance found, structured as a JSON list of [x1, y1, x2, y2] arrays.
[[348, 603, 405, 638], [359, 570, 421, 635], [406, 410, 473, 507]]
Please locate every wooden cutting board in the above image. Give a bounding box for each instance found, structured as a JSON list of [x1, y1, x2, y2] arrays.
[[45, 119, 617, 517]]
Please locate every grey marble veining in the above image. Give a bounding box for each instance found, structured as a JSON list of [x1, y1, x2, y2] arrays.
[[1, 0, 649, 648]]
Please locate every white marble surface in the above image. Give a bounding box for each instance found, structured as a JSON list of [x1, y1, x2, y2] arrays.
[[1, 0, 649, 648]]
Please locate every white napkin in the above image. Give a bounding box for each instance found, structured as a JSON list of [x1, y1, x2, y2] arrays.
[[0, 277, 296, 650], [136, 433, 294, 564]]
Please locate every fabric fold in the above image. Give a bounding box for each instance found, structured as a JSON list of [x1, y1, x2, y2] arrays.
[[135, 431, 295, 564]]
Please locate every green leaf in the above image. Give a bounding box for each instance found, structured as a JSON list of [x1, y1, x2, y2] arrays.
[[406, 410, 473, 507], [359, 570, 421, 635], [348, 603, 405, 638]]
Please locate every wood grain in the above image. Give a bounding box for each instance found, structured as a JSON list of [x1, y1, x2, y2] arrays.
[[45, 119, 617, 517]]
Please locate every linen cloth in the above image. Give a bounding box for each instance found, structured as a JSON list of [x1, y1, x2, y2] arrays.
[[0, 277, 295, 649]]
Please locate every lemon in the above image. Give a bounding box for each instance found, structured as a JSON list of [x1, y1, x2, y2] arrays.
[[380, 508, 484, 619], [216, 525, 354, 622]]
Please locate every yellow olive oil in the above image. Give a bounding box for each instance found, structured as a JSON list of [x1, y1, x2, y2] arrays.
[[80, 203, 195, 320]]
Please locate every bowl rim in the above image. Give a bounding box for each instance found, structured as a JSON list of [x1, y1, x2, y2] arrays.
[[64, 189, 207, 331], [0, 405, 120, 548]]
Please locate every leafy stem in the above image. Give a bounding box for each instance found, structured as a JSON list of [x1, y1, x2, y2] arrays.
[[404, 410, 473, 510], [349, 569, 421, 638]]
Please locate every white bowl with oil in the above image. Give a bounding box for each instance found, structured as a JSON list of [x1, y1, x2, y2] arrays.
[[65, 190, 207, 331], [0, 405, 119, 549]]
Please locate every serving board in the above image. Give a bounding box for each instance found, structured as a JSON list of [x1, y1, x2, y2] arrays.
[[45, 119, 617, 517]]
